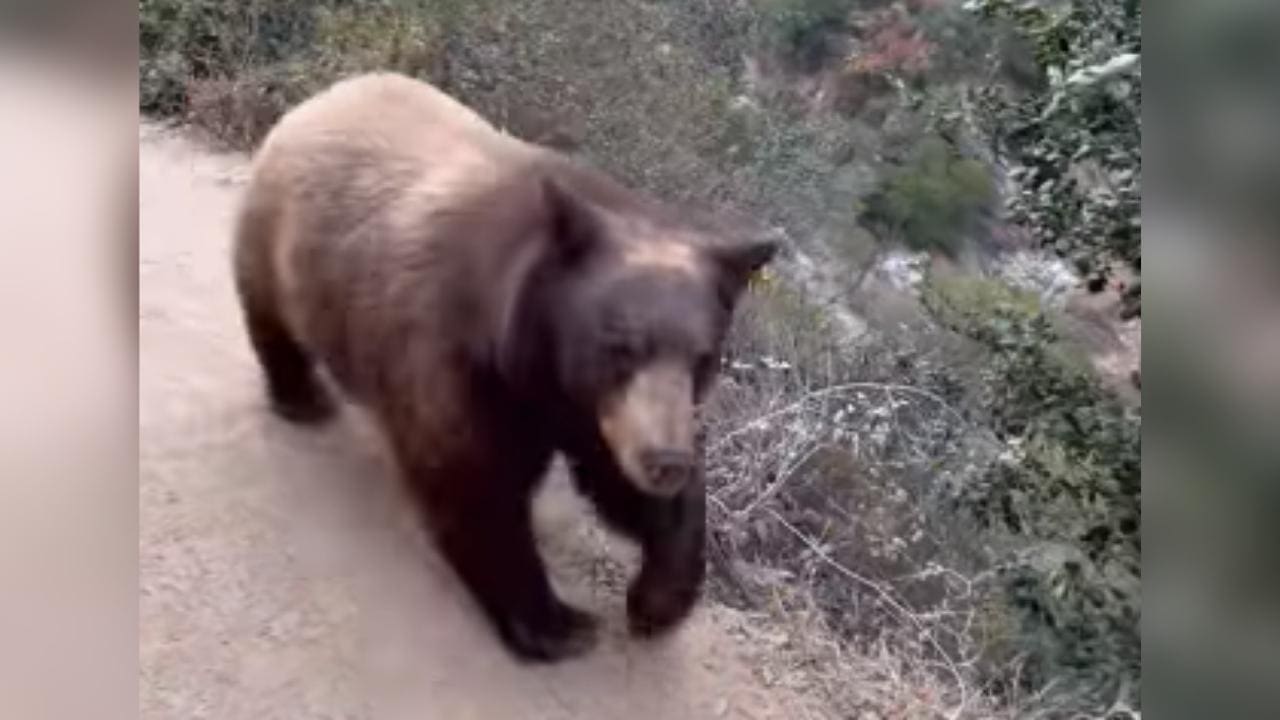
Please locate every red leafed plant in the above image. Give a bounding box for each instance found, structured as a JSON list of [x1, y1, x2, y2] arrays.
[[848, 4, 937, 77]]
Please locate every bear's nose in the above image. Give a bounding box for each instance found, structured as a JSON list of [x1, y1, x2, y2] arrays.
[[639, 449, 695, 494]]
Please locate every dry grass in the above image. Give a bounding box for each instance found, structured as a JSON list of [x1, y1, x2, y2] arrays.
[[184, 70, 298, 150], [695, 280, 1141, 720]]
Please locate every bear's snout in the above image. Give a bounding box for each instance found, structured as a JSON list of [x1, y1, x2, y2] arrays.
[[598, 358, 698, 496], [639, 448, 696, 495]]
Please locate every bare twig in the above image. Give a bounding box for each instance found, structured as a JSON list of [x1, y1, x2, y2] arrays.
[[713, 381, 968, 451], [764, 508, 972, 720], [737, 442, 822, 518]]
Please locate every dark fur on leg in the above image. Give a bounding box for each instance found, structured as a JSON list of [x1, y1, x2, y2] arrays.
[[241, 303, 335, 424], [232, 196, 334, 425], [412, 454, 598, 662], [566, 455, 706, 637]]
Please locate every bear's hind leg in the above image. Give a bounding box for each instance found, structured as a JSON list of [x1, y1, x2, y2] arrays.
[[232, 195, 334, 425], [240, 300, 335, 424], [421, 465, 598, 662]]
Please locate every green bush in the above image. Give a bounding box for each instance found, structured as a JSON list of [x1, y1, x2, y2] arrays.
[[923, 273, 1141, 708], [140, 0, 324, 114], [727, 268, 841, 377], [138, 0, 856, 245], [310, 3, 441, 78], [968, 0, 1142, 308], [864, 135, 996, 257], [923, 273, 1041, 326], [141, 0, 447, 145], [754, 0, 856, 69]]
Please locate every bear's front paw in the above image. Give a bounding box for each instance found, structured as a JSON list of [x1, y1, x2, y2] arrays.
[[498, 601, 598, 663], [627, 573, 700, 638]]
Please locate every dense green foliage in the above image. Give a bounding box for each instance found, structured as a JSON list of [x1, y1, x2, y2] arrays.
[[865, 135, 996, 257], [141, 0, 873, 244], [969, 0, 1142, 312], [140, 0, 444, 144], [754, 0, 856, 68], [937, 3, 1143, 701], [925, 273, 1141, 707]]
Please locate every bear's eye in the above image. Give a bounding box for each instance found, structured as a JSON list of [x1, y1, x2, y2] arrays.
[[603, 335, 642, 363]]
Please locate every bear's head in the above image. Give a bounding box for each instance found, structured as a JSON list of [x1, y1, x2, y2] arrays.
[[499, 175, 777, 497]]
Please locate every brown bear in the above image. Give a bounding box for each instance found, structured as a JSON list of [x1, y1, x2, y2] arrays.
[[232, 72, 776, 662]]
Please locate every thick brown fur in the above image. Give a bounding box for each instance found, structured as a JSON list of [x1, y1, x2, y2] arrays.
[[232, 73, 775, 662]]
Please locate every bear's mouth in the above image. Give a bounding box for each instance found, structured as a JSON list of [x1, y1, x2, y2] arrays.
[[597, 359, 697, 497]]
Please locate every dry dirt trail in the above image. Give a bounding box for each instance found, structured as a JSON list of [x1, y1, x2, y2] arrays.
[[139, 123, 809, 720]]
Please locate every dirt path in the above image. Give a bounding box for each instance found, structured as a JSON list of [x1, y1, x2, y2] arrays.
[[139, 123, 805, 720]]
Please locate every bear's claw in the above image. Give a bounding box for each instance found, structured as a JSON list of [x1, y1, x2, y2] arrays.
[[627, 576, 699, 638], [499, 602, 599, 663]]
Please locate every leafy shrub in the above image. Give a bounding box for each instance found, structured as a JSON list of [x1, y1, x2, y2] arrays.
[[924, 274, 1041, 326], [140, 0, 324, 113], [847, 2, 936, 77], [141, 0, 445, 145], [706, 280, 1008, 718], [310, 3, 441, 79], [139, 0, 861, 247], [967, 0, 1142, 309], [754, 0, 856, 69], [864, 135, 996, 257], [923, 273, 1141, 710]]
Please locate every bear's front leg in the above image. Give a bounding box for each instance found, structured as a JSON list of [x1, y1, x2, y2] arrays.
[[412, 459, 598, 663], [626, 478, 706, 637], [568, 458, 706, 637]]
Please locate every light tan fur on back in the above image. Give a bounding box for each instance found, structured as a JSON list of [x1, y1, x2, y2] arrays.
[[243, 73, 542, 373], [234, 73, 551, 443], [233, 72, 759, 496], [251, 73, 536, 298]]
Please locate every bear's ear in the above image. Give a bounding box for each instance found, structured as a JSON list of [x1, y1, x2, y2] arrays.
[[709, 237, 779, 293], [540, 176, 602, 263]]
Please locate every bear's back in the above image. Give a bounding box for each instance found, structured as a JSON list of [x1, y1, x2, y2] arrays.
[[252, 72, 532, 207], [243, 74, 548, 407], [260, 72, 505, 156]]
